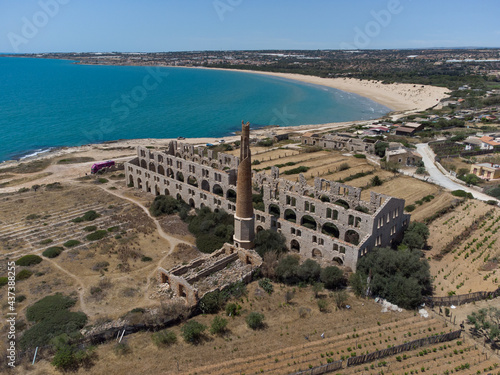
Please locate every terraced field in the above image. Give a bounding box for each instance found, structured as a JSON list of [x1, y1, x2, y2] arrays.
[[428, 200, 500, 297]]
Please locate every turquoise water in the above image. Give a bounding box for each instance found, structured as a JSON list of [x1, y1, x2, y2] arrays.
[[0, 57, 389, 162]]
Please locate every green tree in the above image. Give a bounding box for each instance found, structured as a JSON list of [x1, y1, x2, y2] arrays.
[[246, 312, 265, 330], [353, 247, 432, 309], [370, 175, 383, 186], [467, 308, 500, 341], [254, 230, 287, 257], [320, 266, 344, 290], [152, 329, 177, 347], [333, 290, 349, 309], [276, 255, 300, 284], [297, 259, 321, 283], [375, 142, 389, 157], [312, 282, 324, 298], [210, 316, 228, 335], [181, 320, 207, 344]]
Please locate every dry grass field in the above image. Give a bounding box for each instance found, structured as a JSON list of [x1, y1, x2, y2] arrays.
[[9, 281, 500, 375]]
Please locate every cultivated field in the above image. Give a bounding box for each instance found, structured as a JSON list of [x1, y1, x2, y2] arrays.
[[427, 200, 500, 297]]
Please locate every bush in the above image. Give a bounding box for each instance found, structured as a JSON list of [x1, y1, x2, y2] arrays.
[[26, 214, 41, 220], [370, 176, 383, 186], [21, 295, 86, 350], [16, 254, 43, 266], [404, 204, 416, 212], [141, 256, 153, 262], [354, 247, 432, 309], [317, 299, 328, 312], [86, 230, 108, 241], [83, 225, 97, 232], [181, 320, 207, 343], [283, 166, 310, 175], [451, 190, 468, 198], [83, 210, 100, 221], [152, 329, 177, 347], [71, 217, 84, 223], [150, 195, 189, 217], [210, 316, 228, 335], [416, 166, 426, 174], [51, 339, 94, 371], [320, 266, 344, 290], [338, 163, 350, 171], [258, 278, 274, 294], [0, 277, 8, 287], [16, 269, 33, 281], [40, 238, 53, 245], [225, 303, 241, 317], [353, 154, 366, 159], [26, 294, 76, 322], [97, 178, 108, 184], [199, 290, 225, 314], [188, 206, 234, 253], [254, 230, 287, 257], [63, 240, 81, 248], [276, 255, 300, 284], [43, 246, 64, 258], [246, 312, 265, 330], [297, 259, 321, 283]]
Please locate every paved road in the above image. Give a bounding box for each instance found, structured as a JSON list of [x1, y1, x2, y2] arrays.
[[416, 143, 499, 203]]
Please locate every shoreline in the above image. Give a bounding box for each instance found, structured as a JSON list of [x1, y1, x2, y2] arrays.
[[0, 58, 450, 169]]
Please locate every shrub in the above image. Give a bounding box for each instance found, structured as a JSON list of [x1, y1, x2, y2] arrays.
[[63, 240, 81, 248], [353, 154, 366, 159], [0, 277, 8, 287], [338, 163, 350, 171], [225, 303, 241, 317], [451, 190, 468, 198], [416, 166, 426, 174], [107, 226, 119, 232], [16, 254, 43, 266], [283, 166, 310, 175], [318, 299, 328, 312], [199, 290, 225, 314], [404, 204, 416, 212], [210, 316, 228, 335], [39, 238, 53, 245], [370, 176, 383, 186], [43, 246, 64, 258], [16, 269, 33, 281], [150, 195, 189, 217], [181, 320, 207, 343], [276, 255, 300, 284], [246, 312, 265, 330], [26, 294, 76, 322], [254, 229, 287, 257], [141, 256, 153, 262], [86, 230, 107, 241], [97, 178, 108, 184], [71, 217, 84, 223], [83, 225, 97, 232], [83, 210, 100, 221], [297, 259, 321, 283], [152, 329, 177, 347], [51, 339, 94, 371], [258, 278, 274, 294], [114, 342, 131, 356]]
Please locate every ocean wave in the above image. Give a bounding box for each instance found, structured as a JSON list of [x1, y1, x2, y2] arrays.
[[17, 148, 55, 161]]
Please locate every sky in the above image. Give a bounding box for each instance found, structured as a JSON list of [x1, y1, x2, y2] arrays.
[[0, 0, 499, 53]]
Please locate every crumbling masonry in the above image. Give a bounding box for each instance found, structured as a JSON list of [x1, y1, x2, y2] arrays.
[[125, 132, 410, 272]]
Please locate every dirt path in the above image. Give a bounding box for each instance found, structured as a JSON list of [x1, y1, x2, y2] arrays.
[[96, 185, 195, 303], [42, 257, 89, 316]]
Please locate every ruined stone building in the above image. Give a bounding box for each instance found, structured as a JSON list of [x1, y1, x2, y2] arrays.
[[125, 124, 410, 272], [301, 133, 379, 154]]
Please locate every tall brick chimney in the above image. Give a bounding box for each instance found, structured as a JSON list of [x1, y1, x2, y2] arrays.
[[234, 121, 255, 249]]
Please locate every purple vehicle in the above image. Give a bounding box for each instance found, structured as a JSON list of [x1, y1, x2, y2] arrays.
[[91, 160, 115, 174]]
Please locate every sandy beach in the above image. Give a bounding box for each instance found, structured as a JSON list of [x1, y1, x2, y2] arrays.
[[198, 68, 450, 113]]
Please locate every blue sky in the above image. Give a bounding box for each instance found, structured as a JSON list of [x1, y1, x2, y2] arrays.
[[0, 0, 499, 53]]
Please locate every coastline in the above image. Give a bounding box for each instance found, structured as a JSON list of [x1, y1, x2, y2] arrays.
[[170, 66, 450, 113], [0, 60, 450, 176]]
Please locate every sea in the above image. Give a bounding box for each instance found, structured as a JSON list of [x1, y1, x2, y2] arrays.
[[0, 57, 390, 162]]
